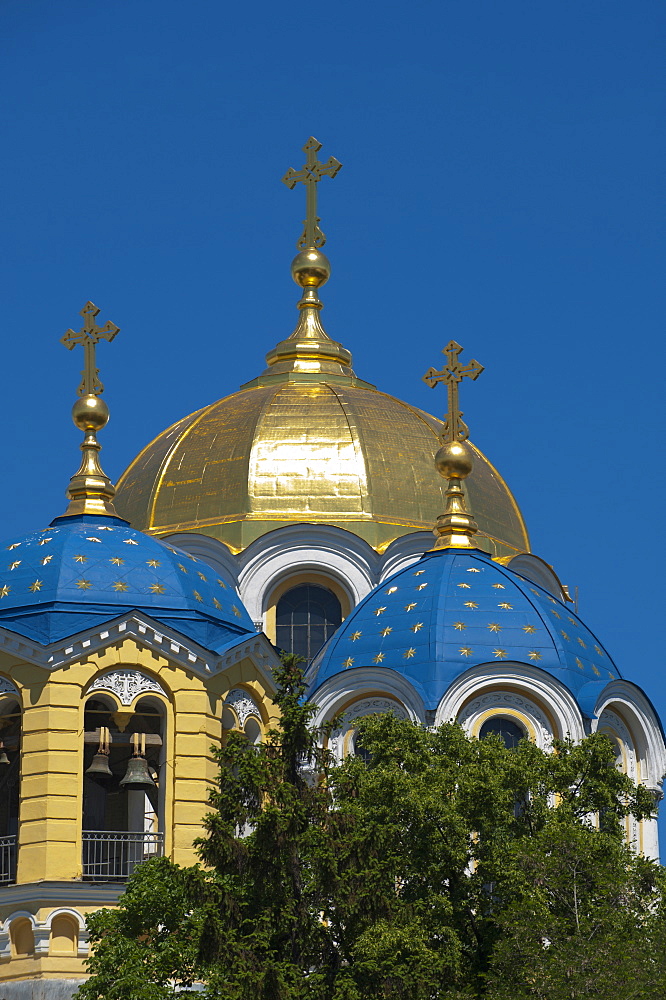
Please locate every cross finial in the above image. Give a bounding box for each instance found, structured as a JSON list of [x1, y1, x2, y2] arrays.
[[282, 137, 342, 250], [61, 301, 119, 396], [423, 341, 484, 443]]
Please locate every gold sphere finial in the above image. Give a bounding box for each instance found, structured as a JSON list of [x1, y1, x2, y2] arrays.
[[291, 248, 331, 288], [434, 440, 474, 481], [72, 394, 110, 433]]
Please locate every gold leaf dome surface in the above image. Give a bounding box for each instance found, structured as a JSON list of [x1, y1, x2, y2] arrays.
[[115, 379, 529, 557]]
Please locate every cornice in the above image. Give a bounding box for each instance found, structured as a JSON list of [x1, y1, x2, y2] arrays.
[[0, 612, 279, 681]]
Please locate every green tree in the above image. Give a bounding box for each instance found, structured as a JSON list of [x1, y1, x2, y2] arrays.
[[78, 666, 664, 1000]]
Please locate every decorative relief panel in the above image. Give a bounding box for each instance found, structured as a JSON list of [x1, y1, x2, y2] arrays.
[[88, 669, 166, 707], [225, 688, 262, 727], [0, 677, 19, 699], [458, 691, 553, 748], [329, 696, 408, 761]]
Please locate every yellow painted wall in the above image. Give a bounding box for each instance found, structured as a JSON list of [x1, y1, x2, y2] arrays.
[[0, 638, 278, 986]]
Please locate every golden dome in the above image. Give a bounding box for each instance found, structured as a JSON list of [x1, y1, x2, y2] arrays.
[[115, 229, 529, 557], [115, 378, 529, 557]]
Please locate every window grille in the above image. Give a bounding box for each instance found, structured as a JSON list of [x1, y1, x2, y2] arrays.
[[275, 584, 342, 663]]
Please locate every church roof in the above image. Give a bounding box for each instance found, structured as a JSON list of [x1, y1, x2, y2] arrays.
[[114, 384, 530, 557], [114, 169, 529, 559], [307, 547, 621, 715], [0, 513, 255, 647]]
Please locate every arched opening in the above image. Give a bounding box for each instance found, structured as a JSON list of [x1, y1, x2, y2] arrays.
[[10, 918, 34, 958], [275, 584, 342, 663], [0, 697, 21, 884], [50, 914, 79, 955], [479, 716, 526, 749], [82, 694, 164, 880]]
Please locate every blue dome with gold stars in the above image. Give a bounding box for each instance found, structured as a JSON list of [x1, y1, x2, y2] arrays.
[[307, 547, 620, 718], [0, 513, 255, 650]]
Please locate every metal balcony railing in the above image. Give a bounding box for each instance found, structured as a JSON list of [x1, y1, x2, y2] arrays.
[[82, 830, 164, 881], [0, 835, 16, 884]]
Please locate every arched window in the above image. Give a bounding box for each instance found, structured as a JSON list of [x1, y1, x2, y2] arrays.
[[352, 732, 372, 766], [479, 716, 526, 749], [275, 584, 342, 662]]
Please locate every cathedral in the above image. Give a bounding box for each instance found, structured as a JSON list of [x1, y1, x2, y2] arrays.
[[0, 139, 662, 999]]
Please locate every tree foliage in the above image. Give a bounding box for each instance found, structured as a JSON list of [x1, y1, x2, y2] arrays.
[[78, 661, 666, 999]]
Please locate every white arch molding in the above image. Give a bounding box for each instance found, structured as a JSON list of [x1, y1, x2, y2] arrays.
[[236, 525, 379, 624], [328, 696, 409, 763], [310, 666, 425, 731], [435, 662, 586, 742], [458, 690, 554, 749], [593, 683, 666, 862]]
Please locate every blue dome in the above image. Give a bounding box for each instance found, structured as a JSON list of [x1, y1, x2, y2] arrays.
[[0, 514, 255, 648], [307, 548, 620, 715]]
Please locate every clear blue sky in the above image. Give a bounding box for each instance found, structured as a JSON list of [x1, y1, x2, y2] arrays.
[[3, 2, 665, 841]]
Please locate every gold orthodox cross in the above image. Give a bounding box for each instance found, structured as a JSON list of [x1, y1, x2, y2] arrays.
[[282, 137, 342, 249], [423, 341, 484, 443], [61, 301, 120, 396]]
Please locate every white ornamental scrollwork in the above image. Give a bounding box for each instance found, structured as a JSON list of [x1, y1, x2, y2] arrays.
[[88, 669, 166, 707], [329, 696, 408, 761], [0, 677, 19, 699], [457, 691, 553, 749], [225, 688, 261, 727]]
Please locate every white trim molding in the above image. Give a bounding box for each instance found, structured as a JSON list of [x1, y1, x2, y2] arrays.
[[435, 661, 586, 742], [310, 666, 425, 730], [236, 524, 380, 623], [328, 695, 410, 763], [458, 689, 554, 750]]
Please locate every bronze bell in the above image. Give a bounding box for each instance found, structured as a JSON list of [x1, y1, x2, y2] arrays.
[[85, 726, 113, 784], [119, 753, 156, 792], [0, 743, 9, 766], [85, 750, 113, 784]]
